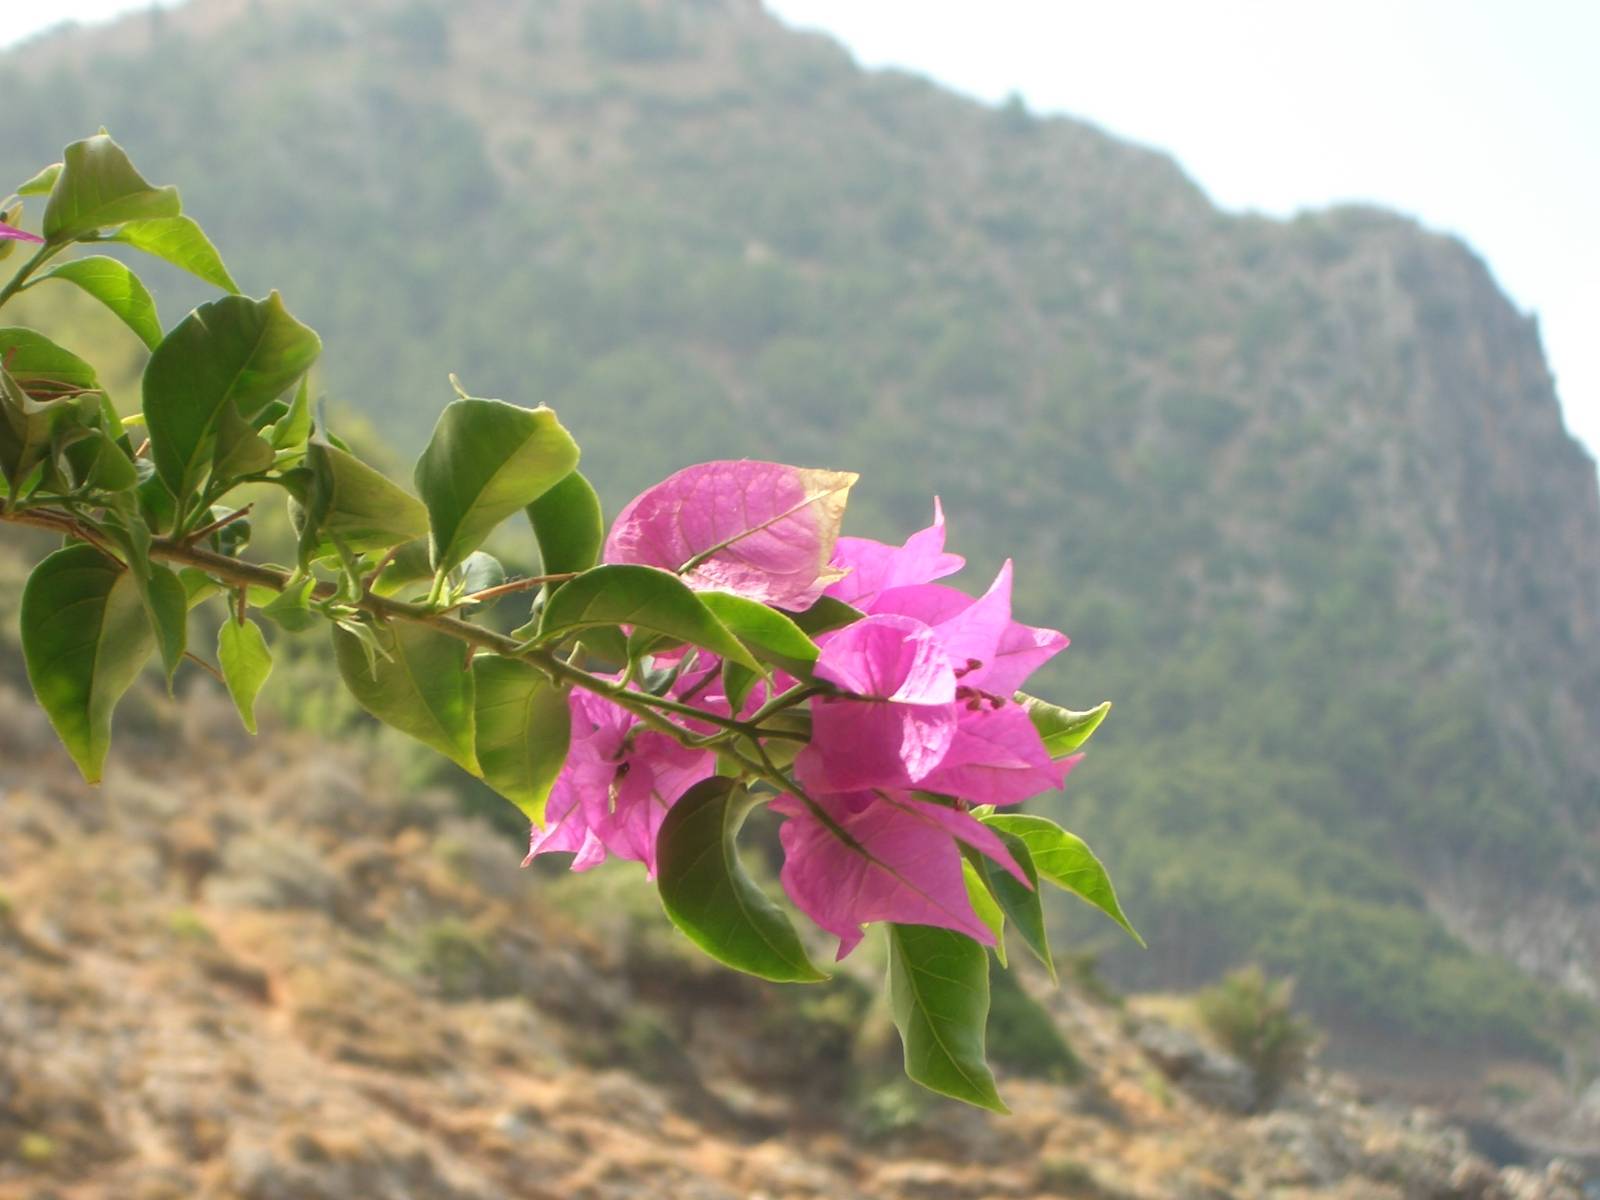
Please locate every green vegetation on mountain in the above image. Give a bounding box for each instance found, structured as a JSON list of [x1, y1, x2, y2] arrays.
[[3, 0, 1597, 1063]]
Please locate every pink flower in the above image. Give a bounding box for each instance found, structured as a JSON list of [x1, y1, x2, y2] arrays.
[[525, 686, 713, 877], [824, 499, 964, 609], [0, 224, 43, 245], [771, 790, 1028, 958], [796, 560, 1071, 806]]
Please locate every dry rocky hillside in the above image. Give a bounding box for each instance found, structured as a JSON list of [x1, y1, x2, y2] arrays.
[[0, 674, 1592, 1199]]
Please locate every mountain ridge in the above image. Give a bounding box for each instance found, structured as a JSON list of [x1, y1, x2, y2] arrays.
[[1, 0, 1596, 1101]]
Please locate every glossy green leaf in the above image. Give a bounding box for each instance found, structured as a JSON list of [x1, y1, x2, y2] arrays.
[[538, 565, 759, 670], [1017, 696, 1111, 758], [112, 215, 240, 293], [887, 923, 1007, 1112], [143, 292, 321, 497], [982, 814, 1144, 947], [296, 441, 428, 558], [526, 468, 603, 576], [962, 859, 1007, 967], [260, 575, 319, 632], [657, 778, 827, 983], [218, 617, 272, 734], [42, 133, 181, 242], [333, 620, 478, 773], [20, 545, 155, 783], [17, 163, 61, 196], [471, 656, 570, 822], [414, 395, 580, 576], [36, 256, 162, 350], [976, 830, 1053, 980], [698, 590, 820, 676]]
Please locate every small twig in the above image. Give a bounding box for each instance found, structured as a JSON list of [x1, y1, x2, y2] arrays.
[[450, 571, 581, 610], [182, 650, 226, 684], [185, 503, 252, 545], [362, 543, 403, 592], [134, 437, 151, 458]]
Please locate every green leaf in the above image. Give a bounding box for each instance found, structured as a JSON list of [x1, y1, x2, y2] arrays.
[[538, 565, 759, 670], [212, 399, 276, 480], [296, 441, 429, 559], [143, 565, 188, 688], [20, 545, 155, 783], [42, 133, 181, 242], [36, 256, 162, 350], [0, 327, 101, 394], [266, 376, 312, 453], [525, 468, 603, 576], [111, 215, 240, 293], [414, 396, 581, 577], [982, 814, 1144, 947], [887, 923, 1007, 1112], [62, 429, 138, 493], [218, 617, 272, 734], [656, 778, 828, 983], [1016, 696, 1111, 758], [698, 591, 820, 677], [471, 656, 570, 822], [143, 292, 321, 497], [333, 620, 478, 773], [452, 551, 505, 598], [260, 574, 319, 632], [789, 595, 865, 636], [17, 163, 61, 196], [721, 659, 759, 714], [962, 859, 1007, 967], [976, 831, 1053, 980]]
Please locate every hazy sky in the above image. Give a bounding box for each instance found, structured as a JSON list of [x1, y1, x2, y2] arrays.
[[8, 1, 1598, 457]]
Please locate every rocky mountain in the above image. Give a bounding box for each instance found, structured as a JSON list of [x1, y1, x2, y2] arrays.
[[2, 0, 1598, 1099], [1, 661, 1593, 1197]]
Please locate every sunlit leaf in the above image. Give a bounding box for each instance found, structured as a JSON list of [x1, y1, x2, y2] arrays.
[[20, 545, 155, 783], [218, 617, 272, 734], [42, 133, 180, 242], [887, 923, 1007, 1112], [35, 256, 162, 350], [112, 215, 240, 293], [982, 813, 1143, 946], [1016, 695, 1111, 758], [538, 565, 759, 670], [471, 656, 570, 822], [333, 620, 478, 773], [414, 394, 580, 576], [143, 292, 320, 497], [526, 467, 603, 577]]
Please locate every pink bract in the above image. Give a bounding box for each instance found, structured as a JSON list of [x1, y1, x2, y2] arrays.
[[604, 459, 857, 609], [772, 790, 1028, 958]]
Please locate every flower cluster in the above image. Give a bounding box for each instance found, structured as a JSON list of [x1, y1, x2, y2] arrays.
[[526, 461, 1080, 958]]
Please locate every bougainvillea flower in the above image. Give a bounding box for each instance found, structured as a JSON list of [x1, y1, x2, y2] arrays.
[[870, 561, 1069, 696], [605, 459, 858, 608], [0, 223, 44, 245], [772, 790, 1029, 958], [525, 688, 712, 877], [917, 704, 1081, 807], [825, 499, 964, 609]]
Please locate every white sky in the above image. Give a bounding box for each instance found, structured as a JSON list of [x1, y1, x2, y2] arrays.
[[8, 0, 1599, 458]]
